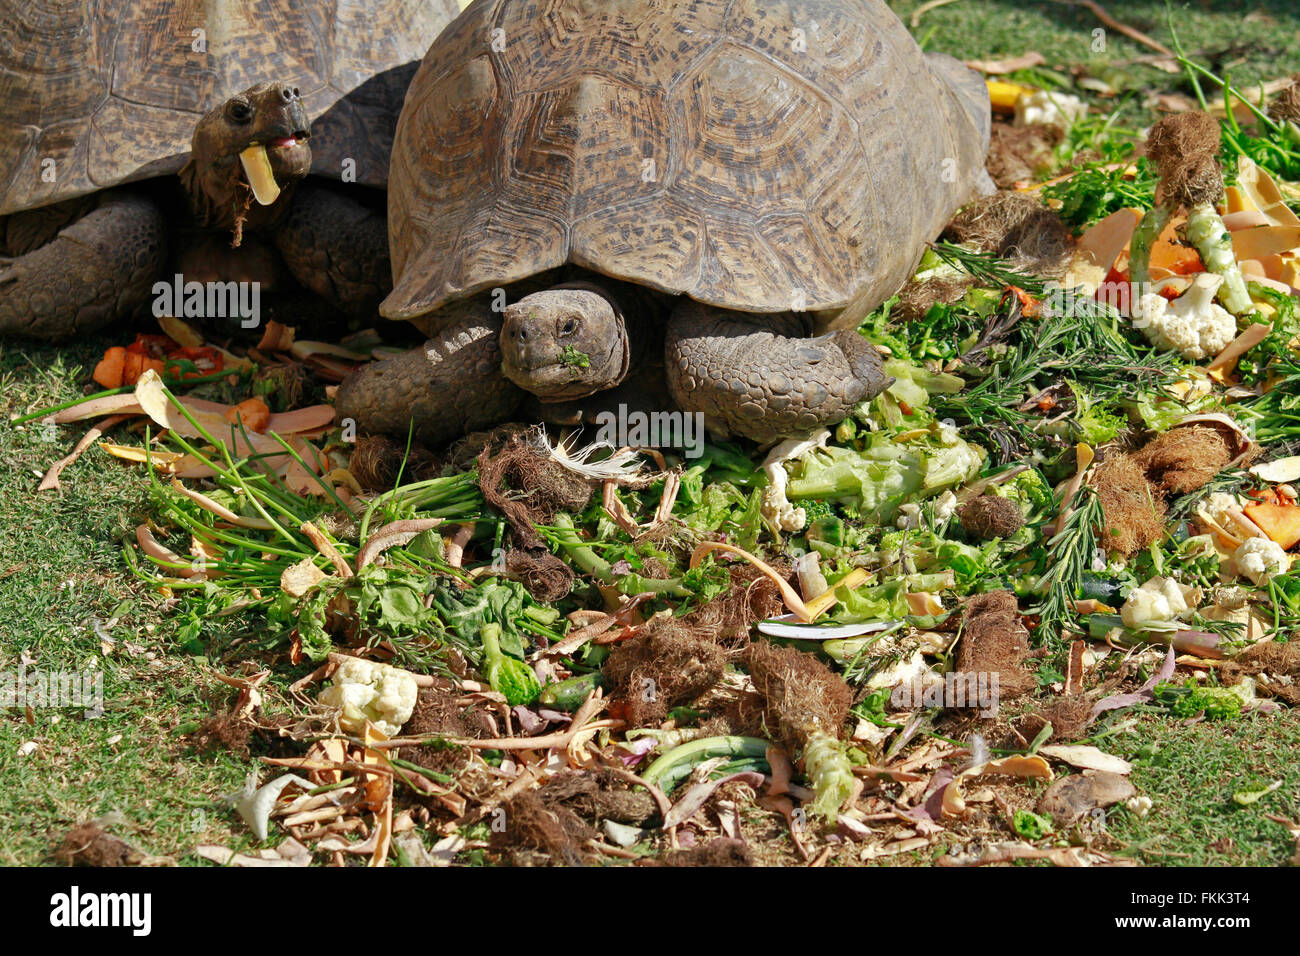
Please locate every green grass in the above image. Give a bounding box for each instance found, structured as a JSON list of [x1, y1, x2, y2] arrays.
[[0, 337, 257, 864], [1105, 713, 1300, 865], [890, 0, 1300, 92], [3, 5, 1300, 867]]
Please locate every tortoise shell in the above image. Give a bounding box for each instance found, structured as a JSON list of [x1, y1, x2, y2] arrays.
[[383, 0, 990, 331], [0, 0, 462, 216]]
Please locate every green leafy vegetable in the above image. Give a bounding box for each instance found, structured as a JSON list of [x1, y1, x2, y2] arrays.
[[1012, 808, 1055, 840], [480, 622, 541, 706], [1153, 679, 1244, 720], [785, 425, 983, 522], [1042, 157, 1158, 231]]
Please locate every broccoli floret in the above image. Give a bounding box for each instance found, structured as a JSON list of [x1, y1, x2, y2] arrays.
[[800, 498, 836, 523], [481, 622, 541, 706], [1154, 680, 1243, 720], [801, 499, 855, 553], [1070, 383, 1126, 444], [993, 467, 1055, 517], [878, 529, 907, 552]]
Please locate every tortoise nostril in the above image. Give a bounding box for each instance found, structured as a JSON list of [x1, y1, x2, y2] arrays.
[[281, 87, 296, 102]]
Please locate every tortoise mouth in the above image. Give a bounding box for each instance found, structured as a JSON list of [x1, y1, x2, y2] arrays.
[[235, 133, 311, 206], [500, 349, 600, 398]]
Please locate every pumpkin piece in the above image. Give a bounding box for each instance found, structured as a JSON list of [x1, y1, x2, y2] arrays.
[[1244, 501, 1300, 550], [225, 398, 272, 433], [92, 347, 128, 389]]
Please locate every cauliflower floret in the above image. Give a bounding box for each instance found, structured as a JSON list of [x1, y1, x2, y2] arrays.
[[932, 490, 959, 522], [759, 429, 830, 533], [895, 502, 922, 530], [1126, 795, 1153, 818], [318, 657, 418, 736], [866, 648, 939, 695], [1014, 90, 1087, 128], [1131, 274, 1237, 360], [1202, 491, 1241, 525], [1120, 576, 1200, 630], [1233, 537, 1290, 586]]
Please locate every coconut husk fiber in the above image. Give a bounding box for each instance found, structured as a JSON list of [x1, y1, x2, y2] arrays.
[[1268, 74, 1300, 126], [893, 275, 977, 323], [741, 641, 853, 752], [942, 191, 1072, 275], [1095, 423, 1242, 555], [959, 494, 1026, 541], [348, 434, 439, 491], [1146, 111, 1224, 208], [1015, 693, 1094, 744], [1221, 641, 1300, 706], [654, 837, 754, 867], [953, 590, 1036, 700], [477, 432, 594, 531], [477, 432, 594, 601], [536, 768, 659, 826], [1130, 424, 1235, 496], [1093, 453, 1168, 556], [601, 616, 729, 726], [53, 823, 140, 867], [676, 561, 791, 648], [490, 790, 597, 866], [399, 685, 494, 776]]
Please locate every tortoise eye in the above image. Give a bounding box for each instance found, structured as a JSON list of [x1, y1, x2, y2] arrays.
[[227, 100, 253, 123], [561, 318, 577, 335]]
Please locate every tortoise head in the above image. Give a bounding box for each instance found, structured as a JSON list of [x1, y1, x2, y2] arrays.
[[500, 286, 630, 402], [183, 83, 313, 231]]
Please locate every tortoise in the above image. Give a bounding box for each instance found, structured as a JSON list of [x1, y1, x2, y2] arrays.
[[335, 0, 992, 447], [0, 0, 461, 340]]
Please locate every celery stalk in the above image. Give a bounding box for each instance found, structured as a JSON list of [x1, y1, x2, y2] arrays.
[[1184, 201, 1252, 314]]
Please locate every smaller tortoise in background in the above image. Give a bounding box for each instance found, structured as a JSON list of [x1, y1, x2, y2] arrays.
[[336, 0, 992, 447], [0, 0, 461, 340]]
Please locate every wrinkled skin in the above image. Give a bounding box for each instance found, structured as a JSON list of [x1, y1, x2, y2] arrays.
[[499, 284, 630, 402], [1, 84, 389, 340], [335, 277, 893, 447]]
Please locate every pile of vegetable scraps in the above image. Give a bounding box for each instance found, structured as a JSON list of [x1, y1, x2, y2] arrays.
[[24, 59, 1300, 869]]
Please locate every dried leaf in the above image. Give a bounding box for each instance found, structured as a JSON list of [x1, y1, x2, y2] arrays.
[[225, 772, 313, 842], [1040, 745, 1132, 775], [281, 558, 327, 598], [663, 771, 765, 829]]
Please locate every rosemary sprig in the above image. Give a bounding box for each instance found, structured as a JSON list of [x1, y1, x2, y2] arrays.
[[931, 291, 1177, 461], [1031, 487, 1104, 645], [929, 241, 1046, 293]]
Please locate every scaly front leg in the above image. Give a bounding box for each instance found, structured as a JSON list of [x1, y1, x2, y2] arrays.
[[664, 301, 892, 445], [0, 191, 166, 340], [334, 302, 524, 445], [273, 182, 390, 318]]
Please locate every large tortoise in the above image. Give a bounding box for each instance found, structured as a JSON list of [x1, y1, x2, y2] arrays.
[[335, 0, 992, 446], [0, 0, 461, 340]]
